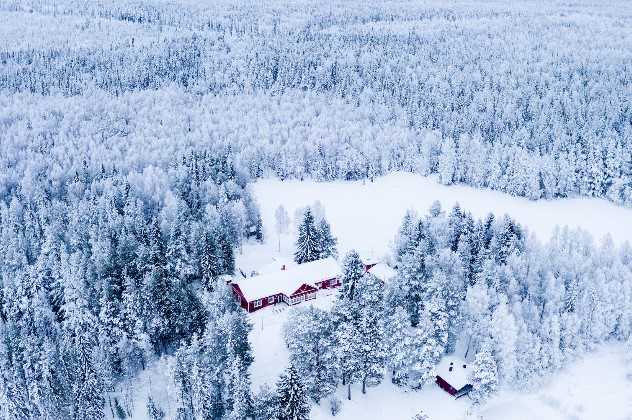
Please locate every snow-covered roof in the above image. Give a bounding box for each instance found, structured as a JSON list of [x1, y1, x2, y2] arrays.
[[232, 257, 341, 301], [256, 257, 297, 275], [436, 356, 471, 390], [358, 251, 381, 267], [367, 263, 396, 282]]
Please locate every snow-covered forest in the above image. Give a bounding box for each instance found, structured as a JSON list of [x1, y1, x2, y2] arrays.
[[2, 0, 632, 204], [1, 0, 632, 419]]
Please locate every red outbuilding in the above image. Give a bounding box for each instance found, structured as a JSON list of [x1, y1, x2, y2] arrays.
[[435, 357, 473, 399]]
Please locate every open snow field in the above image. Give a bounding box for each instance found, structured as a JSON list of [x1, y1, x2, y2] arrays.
[[242, 172, 632, 420], [249, 172, 632, 270]]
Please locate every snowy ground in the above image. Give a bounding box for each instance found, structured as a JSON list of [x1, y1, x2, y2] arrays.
[[243, 172, 632, 420]]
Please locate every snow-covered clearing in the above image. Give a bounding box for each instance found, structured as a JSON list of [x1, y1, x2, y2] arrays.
[[250, 172, 632, 269], [482, 344, 632, 420]]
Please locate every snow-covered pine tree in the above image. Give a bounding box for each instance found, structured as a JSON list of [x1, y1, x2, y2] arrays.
[[438, 137, 456, 185], [276, 365, 310, 420], [200, 231, 223, 289], [385, 306, 411, 385], [404, 323, 435, 389], [356, 273, 386, 393], [490, 301, 518, 385], [427, 295, 449, 358], [283, 307, 338, 402], [165, 204, 194, 283], [397, 246, 428, 327], [318, 218, 338, 259], [294, 208, 321, 264], [147, 396, 166, 420], [338, 250, 366, 301], [174, 344, 195, 420], [226, 357, 252, 420], [333, 302, 362, 401], [447, 203, 464, 252], [393, 209, 419, 266], [469, 343, 498, 405], [61, 251, 105, 420], [252, 384, 278, 420]]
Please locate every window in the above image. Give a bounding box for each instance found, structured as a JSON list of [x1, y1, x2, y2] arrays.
[[254, 299, 262, 308], [268, 296, 275, 304]]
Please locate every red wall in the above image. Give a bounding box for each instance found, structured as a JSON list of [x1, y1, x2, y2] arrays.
[[231, 284, 249, 310], [435, 376, 457, 395], [316, 277, 340, 290], [291, 283, 318, 296]]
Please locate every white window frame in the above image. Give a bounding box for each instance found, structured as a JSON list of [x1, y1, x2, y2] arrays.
[[253, 299, 262, 308]]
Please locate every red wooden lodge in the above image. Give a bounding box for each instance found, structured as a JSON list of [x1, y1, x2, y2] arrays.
[[231, 257, 342, 313]]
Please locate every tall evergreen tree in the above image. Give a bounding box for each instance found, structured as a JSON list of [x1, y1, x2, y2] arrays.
[[283, 307, 337, 402], [355, 274, 386, 394], [385, 306, 411, 385], [276, 365, 310, 420], [469, 343, 498, 405], [338, 250, 366, 301], [294, 209, 321, 264], [318, 218, 338, 259]]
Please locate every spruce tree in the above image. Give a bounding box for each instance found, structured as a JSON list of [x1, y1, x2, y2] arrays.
[[276, 365, 310, 420], [252, 385, 278, 420], [385, 306, 411, 385], [226, 357, 252, 420], [294, 208, 321, 264], [200, 231, 223, 289], [147, 396, 166, 420], [397, 247, 428, 327], [61, 251, 105, 420], [339, 250, 366, 301], [283, 307, 337, 402], [469, 344, 498, 405], [393, 210, 418, 266], [356, 274, 386, 394], [318, 218, 338, 259]]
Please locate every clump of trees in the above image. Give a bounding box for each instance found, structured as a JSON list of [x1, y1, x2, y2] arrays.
[[294, 207, 337, 264]]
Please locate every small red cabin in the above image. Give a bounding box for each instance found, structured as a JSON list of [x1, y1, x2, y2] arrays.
[[435, 357, 472, 399]]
